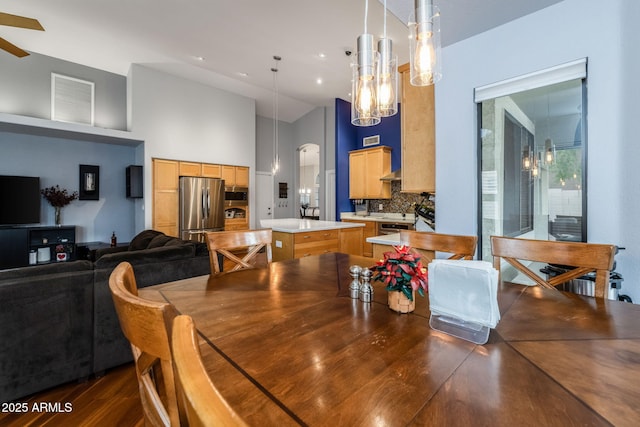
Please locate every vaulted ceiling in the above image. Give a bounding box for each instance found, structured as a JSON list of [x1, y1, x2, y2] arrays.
[[3, 0, 564, 122]]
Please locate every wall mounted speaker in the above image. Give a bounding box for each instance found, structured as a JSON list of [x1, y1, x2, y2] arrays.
[[126, 165, 143, 198]]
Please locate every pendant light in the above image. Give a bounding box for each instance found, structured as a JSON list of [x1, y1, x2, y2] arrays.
[[351, 0, 380, 126], [271, 56, 281, 175], [544, 92, 555, 164], [377, 0, 398, 117], [409, 0, 441, 86]]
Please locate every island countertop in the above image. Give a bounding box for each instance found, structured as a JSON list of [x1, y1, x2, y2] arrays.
[[260, 218, 365, 233]]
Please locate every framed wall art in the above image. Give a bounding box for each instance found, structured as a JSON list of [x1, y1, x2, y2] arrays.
[[79, 164, 100, 200]]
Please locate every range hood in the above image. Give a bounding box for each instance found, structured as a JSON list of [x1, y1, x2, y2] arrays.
[[380, 169, 402, 181]]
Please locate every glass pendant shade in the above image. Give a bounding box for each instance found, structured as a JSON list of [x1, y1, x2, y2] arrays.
[[351, 33, 380, 126], [544, 138, 555, 164], [377, 38, 398, 117], [522, 147, 531, 170], [409, 0, 441, 86]]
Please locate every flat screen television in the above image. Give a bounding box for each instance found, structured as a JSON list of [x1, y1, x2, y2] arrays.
[[0, 175, 41, 225]]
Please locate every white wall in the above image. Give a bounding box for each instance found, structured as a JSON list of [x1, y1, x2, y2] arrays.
[[128, 65, 257, 228], [255, 114, 295, 218], [436, 0, 640, 301], [293, 108, 327, 218]]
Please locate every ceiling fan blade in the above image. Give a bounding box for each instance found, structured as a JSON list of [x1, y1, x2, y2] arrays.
[[0, 12, 44, 31], [0, 36, 29, 57]]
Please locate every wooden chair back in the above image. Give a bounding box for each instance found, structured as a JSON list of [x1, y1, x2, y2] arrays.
[[109, 262, 181, 426], [171, 315, 248, 427], [490, 236, 616, 299], [399, 230, 478, 260], [205, 229, 272, 274]]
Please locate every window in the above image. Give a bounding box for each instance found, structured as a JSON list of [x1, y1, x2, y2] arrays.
[[476, 59, 587, 261]]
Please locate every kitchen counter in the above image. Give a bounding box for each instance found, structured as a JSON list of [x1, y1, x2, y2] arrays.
[[260, 218, 364, 233], [366, 233, 402, 245], [340, 212, 415, 224], [366, 232, 434, 262]]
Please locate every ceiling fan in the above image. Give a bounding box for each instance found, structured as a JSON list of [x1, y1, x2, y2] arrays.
[[0, 12, 44, 58]]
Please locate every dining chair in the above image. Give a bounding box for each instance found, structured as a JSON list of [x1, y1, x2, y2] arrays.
[[171, 315, 248, 427], [490, 235, 616, 299], [205, 229, 272, 274], [399, 230, 478, 260], [109, 261, 182, 427]]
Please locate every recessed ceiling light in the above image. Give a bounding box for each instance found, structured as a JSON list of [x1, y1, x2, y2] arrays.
[[194, 56, 205, 61], [318, 53, 326, 58], [236, 72, 249, 78], [316, 78, 323, 85]]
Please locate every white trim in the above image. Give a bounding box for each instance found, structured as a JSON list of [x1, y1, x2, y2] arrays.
[[474, 58, 587, 103]]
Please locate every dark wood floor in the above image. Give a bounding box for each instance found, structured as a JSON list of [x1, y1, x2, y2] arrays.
[[0, 364, 144, 426]]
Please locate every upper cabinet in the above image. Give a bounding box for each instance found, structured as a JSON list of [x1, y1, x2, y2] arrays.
[[349, 146, 392, 199], [399, 63, 435, 193], [179, 161, 202, 177], [222, 165, 249, 187]]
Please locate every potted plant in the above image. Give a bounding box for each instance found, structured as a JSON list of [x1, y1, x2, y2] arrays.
[[370, 245, 428, 313], [41, 185, 78, 225]]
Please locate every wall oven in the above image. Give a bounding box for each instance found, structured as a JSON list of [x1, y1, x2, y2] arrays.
[[224, 186, 248, 207]]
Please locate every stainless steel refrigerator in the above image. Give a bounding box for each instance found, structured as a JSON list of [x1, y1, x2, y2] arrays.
[[179, 176, 225, 242]]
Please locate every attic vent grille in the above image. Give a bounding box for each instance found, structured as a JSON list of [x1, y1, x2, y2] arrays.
[[51, 73, 95, 125]]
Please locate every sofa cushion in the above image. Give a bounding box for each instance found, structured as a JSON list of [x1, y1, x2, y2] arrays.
[[147, 234, 175, 248], [128, 230, 163, 251]]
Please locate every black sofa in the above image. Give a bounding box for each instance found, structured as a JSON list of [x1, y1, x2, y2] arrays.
[[0, 230, 210, 402], [92, 230, 210, 373]]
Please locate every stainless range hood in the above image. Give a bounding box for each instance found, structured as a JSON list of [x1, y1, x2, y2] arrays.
[[380, 169, 402, 181]]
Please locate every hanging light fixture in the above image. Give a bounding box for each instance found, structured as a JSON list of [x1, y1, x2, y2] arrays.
[[351, 0, 380, 126], [409, 0, 441, 86], [522, 146, 532, 170], [544, 92, 555, 164], [377, 0, 398, 117], [271, 56, 281, 175]]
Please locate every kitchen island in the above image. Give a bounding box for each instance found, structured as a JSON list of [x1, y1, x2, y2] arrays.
[[260, 218, 365, 260]]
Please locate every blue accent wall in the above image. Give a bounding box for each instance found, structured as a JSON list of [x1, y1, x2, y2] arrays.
[[334, 98, 402, 218]]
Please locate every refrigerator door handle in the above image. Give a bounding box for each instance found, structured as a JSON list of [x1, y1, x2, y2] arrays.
[[205, 188, 210, 219], [201, 189, 206, 220]]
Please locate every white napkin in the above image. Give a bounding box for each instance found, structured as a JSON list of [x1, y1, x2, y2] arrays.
[[428, 259, 500, 328]]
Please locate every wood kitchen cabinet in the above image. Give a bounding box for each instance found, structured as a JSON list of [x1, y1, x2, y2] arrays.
[[271, 228, 363, 261], [349, 146, 391, 199], [153, 159, 249, 237], [222, 165, 249, 187], [201, 163, 222, 178], [152, 158, 179, 237], [342, 218, 376, 257], [179, 161, 202, 177], [399, 63, 435, 193]]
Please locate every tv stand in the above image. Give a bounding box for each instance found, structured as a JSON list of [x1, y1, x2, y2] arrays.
[[0, 226, 76, 269]]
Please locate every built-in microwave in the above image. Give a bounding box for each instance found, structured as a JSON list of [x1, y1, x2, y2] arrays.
[[224, 186, 248, 206]]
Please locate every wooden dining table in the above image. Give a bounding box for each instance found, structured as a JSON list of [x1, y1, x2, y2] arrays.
[[139, 252, 640, 426]]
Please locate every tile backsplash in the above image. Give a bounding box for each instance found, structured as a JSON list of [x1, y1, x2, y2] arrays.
[[366, 181, 436, 226]]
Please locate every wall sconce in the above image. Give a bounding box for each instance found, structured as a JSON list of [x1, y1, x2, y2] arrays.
[[409, 0, 442, 86]]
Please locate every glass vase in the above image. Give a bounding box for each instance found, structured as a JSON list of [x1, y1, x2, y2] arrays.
[[54, 206, 62, 226]]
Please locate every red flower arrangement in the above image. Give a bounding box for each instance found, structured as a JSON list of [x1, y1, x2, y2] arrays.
[[41, 185, 78, 208], [370, 245, 428, 301]]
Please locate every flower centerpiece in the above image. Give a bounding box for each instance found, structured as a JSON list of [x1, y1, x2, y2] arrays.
[[41, 185, 78, 225], [370, 245, 428, 313]]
